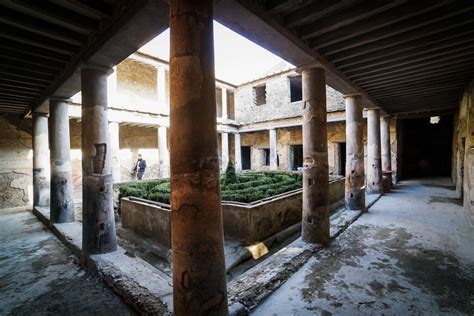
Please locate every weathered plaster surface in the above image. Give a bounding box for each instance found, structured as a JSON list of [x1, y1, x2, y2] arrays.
[[452, 80, 474, 221], [235, 69, 344, 125], [0, 118, 33, 209]]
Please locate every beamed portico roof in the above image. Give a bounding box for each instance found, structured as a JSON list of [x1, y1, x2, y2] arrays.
[[221, 0, 474, 116], [0, 0, 472, 117], [0, 0, 167, 116]]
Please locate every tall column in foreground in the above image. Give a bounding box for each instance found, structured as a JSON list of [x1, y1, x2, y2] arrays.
[[367, 108, 383, 194], [269, 128, 278, 170], [32, 113, 50, 208], [301, 67, 330, 246], [49, 97, 75, 223], [221, 132, 229, 170], [109, 121, 121, 183], [169, 0, 228, 315], [234, 133, 242, 171], [344, 94, 365, 211], [81, 64, 117, 255], [158, 126, 170, 178]]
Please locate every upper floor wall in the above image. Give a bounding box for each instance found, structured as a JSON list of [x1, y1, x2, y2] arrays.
[[234, 70, 345, 125]]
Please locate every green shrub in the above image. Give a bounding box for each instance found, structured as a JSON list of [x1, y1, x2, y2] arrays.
[[117, 171, 303, 204]]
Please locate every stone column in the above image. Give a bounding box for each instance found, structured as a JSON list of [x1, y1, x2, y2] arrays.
[[81, 64, 117, 255], [344, 94, 365, 211], [367, 108, 383, 194], [221, 87, 228, 120], [32, 113, 50, 208], [234, 133, 242, 171], [221, 132, 229, 170], [169, 0, 228, 314], [107, 66, 117, 106], [157, 65, 168, 114], [381, 115, 392, 190], [269, 128, 278, 170], [380, 116, 392, 172], [158, 126, 169, 178], [49, 97, 75, 223], [301, 67, 330, 246], [109, 121, 121, 183]]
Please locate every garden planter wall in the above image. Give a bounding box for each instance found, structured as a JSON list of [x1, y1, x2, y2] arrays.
[[121, 177, 345, 246]]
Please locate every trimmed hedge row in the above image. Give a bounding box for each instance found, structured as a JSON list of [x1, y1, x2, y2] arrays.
[[116, 171, 303, 204]]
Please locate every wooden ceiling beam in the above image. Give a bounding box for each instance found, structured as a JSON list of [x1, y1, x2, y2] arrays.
[[0, 24, 79, 55], [298, 0, 403, 40], [310, 0, 452, 49], [0, 5, 86, 44], [341, 40, 474, 73], [325, 11, 474, 62], [347, 47, 474, 78], [335, 26, 474, 66], [0, 65, 54, 82], [362, 73, 472, 92], [283, 0, 356, 29], [354, 61, 474, 87], [7, 0, 99, 33], [351, 56, 474, 83], [0, 59, 60, 77], [0, 38, 72, 62]]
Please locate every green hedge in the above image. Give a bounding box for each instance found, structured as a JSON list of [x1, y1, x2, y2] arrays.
[[116, 171, 303, 204]]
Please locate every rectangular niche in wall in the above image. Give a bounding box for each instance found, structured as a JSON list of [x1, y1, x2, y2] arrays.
[[253, 84, 266, 106]]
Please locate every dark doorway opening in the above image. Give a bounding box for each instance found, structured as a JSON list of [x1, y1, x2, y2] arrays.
[[401, 115, 453, 178], [241, 146, 251, 170], [290, 145, 303, 170], [338, 142, 346, 176]]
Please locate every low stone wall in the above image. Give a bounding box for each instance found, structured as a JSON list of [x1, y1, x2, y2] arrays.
[[121, 198, 171, 249], [121, 177, 345, 246]]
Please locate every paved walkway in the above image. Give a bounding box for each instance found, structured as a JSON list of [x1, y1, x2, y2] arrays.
[[0, 207, 135, 315], [252, 178, 474, 315]]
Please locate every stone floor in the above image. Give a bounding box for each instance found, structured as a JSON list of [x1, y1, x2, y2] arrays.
[[0, 207, 135, 315], [252, 178, 474, 315]]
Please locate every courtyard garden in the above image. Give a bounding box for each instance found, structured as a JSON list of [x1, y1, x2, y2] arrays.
[[117, 163, 304, 204]]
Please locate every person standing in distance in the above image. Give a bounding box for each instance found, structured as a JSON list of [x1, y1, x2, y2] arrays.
[[133, 154, 147, 180]]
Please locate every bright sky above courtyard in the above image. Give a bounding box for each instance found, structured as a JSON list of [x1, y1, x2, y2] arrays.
[[139, 21, 293, 85]]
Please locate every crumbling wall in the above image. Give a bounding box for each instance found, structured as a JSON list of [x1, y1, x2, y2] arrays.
[[116, 59, 158, 113], [0, 118, 33, 209], [235, 70, 345, 124], [452, 80, 474, 221]]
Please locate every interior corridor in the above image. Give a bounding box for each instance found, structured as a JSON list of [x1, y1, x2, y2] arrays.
[[252, 178, 474, 315]]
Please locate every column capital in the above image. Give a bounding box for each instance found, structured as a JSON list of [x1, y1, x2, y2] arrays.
[[49, 96, 72, 103], [82, 62, 114, 75], [32, 111, 48, 118], [343, 93, 363, 99], [295, 62, 325, 73], [364, 106, 381, 112]]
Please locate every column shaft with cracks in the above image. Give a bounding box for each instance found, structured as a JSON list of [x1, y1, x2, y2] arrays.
[[301, 67, 330, 246], [81, 65, 117, 255], [169, 0, 228, 315], [344, 95, 366, 211], [49, 98, 75, 223], [367, 108, 383, 194]]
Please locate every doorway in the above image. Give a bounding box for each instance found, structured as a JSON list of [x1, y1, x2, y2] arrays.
[[241, 146, 251, 170], [400, 115, 453, 178], [338, 142, 346, 176], [290, 145, 303, 170]]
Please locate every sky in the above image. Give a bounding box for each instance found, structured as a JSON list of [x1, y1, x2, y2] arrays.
[[139, 21, 293, 85]]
